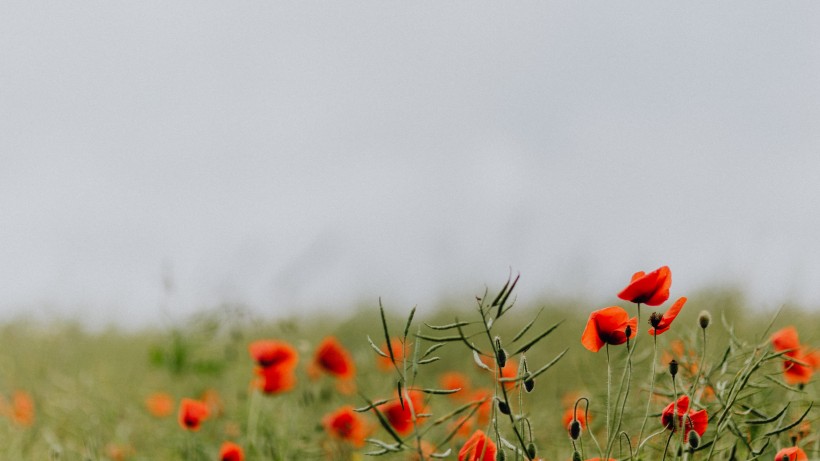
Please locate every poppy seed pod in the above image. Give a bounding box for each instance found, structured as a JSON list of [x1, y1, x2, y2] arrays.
[[524, 377, 535, 393], [669, 359, 679, 378], [569, 420, 581, 440], [699, 310, 711, 329], [649, 312, 663, 329]]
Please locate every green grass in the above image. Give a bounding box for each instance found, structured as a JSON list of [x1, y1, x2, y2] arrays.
[[0, 287, 816, 460]]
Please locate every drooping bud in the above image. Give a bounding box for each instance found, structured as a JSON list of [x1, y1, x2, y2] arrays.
[[669, 359, 679, 378], [698, 310, 711, 329], [497, 399, 510, 415], [526, 443, 536, 459], [496, 449, 506, 461], [569, 420, 581, 440], [648, 312, 663, 329], [688, 431, 700, 450], [572, 451, 582, 461], [524, 376, 535, 393]]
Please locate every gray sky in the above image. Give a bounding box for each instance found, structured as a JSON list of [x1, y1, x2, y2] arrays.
[[2, 2, 819, 326]]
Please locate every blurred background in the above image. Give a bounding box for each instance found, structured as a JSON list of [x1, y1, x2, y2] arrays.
[[2, 2, 819, 327]]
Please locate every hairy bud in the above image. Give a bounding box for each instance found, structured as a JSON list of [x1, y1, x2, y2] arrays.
[[698, 310, 711, 329], [569, 420, 581, 440], [649, 312, 663, 329], [524, 376, 535, 393], [497, 400, 510, 415], [688, 431, 700, 450], [496, 449, 506, 461], [572, 451, 582, 461], [526, 443, 536, 459], [669, 359, 679, 378]]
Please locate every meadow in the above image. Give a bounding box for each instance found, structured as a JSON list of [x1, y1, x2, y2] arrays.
[[0, 269, 817, 461]]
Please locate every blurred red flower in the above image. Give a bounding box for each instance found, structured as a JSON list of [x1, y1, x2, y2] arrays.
[[382, 390, 426, 435], [581, 306, 638, 352], [660, 395, 707, 441], [648, 297, 687, 336], [771, 326, 818, 385], [248, 340, 298, 370], [219, 441, 244, 461], [144, 392, 174, 418], [178, 398, 209, 431], [322, 405, 369, 447], [254, 365, 297, 395], [774, 447, 808, 461], [440, 372, 470, 398], [312, 336, 356, 380], [618, 266, 671, 306], [562, 406, 589, 431], [458, 430, 496, 461], [377, 339, 408, 371]]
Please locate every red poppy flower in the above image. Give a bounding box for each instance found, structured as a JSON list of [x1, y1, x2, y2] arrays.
[[774, 447, 808, 461], [771, 327, 802, 352], [248, 340, 298, 369], [254, 365, 297, 395], [312, 337, 356, 380], [382, 390, 427, 435], [771, 327, 817, 385], [178, 398, 209, 431], [660, 395, 707, 441], [322, 405, 369, 447], [648, 297, 687, 336], [458, 430, 497, 461], [618, 266, 671, 306], [440, 372, 470, 398], [581, 306, 638, 352], [145, 392, 174, 418], [4, 391, 35, 427], [219, 441, 244, 461]]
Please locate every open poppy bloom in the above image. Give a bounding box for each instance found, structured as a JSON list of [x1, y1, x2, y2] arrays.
[[771, 327, 818, 385], [145, 392, 174, 418], [660, 395, 707, 441], [648, 297, 687, 336], [618, 266, 671, 306], [248, 340, 298, 369], [382, 390, 427, 435], [581, 306, 638, 352], [322, 405, 369, 447], [219, 441, 244, 461], [458, 430, 497, 461], [774, 447, 808, 461], [178, 398, 210, 431], [312, 336, 356, 380]]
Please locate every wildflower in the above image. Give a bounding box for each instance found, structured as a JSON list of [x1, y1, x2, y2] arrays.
[[253, 364, 297, 395], [617, 266, 671, 306], [440, 372, 470, 398], [660, 395, 707, 441], [581, 306, 638, 352], [647, 297, 687, 336], [248, 340, 298, 369], [774, 447, 807, 461], [200, 388, 223, 418], [458, 430, 497, 461], [770, 327, 818, 385], [145, 392, 174, 418], [8, 391, 35, 427], [322, 405, 369, 447], [178, 398, 209, 431], [312, 336, 356, 380], [219, 441, 244, 461], [382, 390, 426, 435]]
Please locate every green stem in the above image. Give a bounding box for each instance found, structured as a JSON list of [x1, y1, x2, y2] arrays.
[[637, 333, 659, 457]]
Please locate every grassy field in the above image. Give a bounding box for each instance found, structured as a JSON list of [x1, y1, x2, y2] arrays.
[[0, 284, 817, 460]]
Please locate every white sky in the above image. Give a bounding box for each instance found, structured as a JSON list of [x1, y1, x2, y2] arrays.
[[2, 2, 820, 326]]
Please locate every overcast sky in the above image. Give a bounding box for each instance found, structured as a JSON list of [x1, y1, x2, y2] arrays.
[[2, 2, 819, 327]]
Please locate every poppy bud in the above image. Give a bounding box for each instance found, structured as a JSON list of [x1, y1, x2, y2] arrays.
[[698, 310, 711, 329], [625, 324, 632, 339], [498, 400, 510, 415], [687, 431, 700, 451], [496, 348, 507, 369], [649, 312, 663, 329], [569, 420, 581, 440], [496, 449, 506, 461], [524, 377, 535, 393], [669, 359, 679, 378], [526, 443, 536, 459], [782, 455, 789, 461], [572, 451, 582, 461]]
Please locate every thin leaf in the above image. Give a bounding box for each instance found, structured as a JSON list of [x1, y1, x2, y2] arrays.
[[511, 320, 564, 355], [379, 299, 395, 367], [424, 321, 473, 331], [421, 343, 446, 359], [367, 335, 389, 358], [501, 349, 568, 382], [764, 402, 812, 436], [511, 307, 544, 343], [416, 356, 441, 365], [495, 273, 520, 319], [473, 350, 492, 371], [430, 448, 452, 458], [355, 399, 389, 412], [403, 306, 416, 341], [417, 387, 462, 395]]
